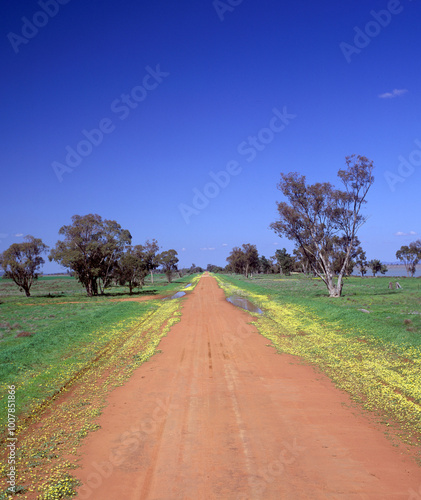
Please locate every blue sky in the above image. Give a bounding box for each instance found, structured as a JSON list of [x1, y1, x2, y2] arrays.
[[1, 0, 420, 272]]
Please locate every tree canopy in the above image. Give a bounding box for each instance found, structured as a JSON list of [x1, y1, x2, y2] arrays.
[[368, 259, 388, 277], [0, 235, 48, 297], [272, 248, 294, 275], [114, 245, 148, 294], [160, 249, 179, 283], [226, 244, 259, 277], [396, 241, 421, 277], [49, 214, 131, 296], [142, 239, 160, 283], [259, 255, 272, 274]]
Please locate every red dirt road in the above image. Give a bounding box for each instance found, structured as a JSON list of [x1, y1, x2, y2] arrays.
[[75, 275, 421, 499]]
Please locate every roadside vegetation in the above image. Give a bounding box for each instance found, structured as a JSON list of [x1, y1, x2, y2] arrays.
[[215, 273, 421, 454], [0, 273, 199, 499]]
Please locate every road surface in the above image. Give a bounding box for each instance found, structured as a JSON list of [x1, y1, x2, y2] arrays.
[[75, 274, 421, 499]]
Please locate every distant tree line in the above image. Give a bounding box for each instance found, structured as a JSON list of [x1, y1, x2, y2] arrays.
[[222, 243, 392, 280], [0, 214, 180, 297]]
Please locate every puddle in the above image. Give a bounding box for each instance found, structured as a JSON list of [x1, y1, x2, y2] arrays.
[[163, 291, 186, 300], [226, 295, 263, 314], [184, 283, 192, 288]]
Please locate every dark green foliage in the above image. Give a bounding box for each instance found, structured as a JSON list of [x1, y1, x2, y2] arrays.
[[0, 236, 48, 297], [159, 249, 179, 283], [49, 214, 131, 296], [272, 248, 293, 275], [226, 244, 259, 277]]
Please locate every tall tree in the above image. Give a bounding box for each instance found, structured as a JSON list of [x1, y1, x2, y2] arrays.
[[115, 245, 148, 294], [0, 236, 48, 297], [97, 219, 132, 294], [259, 255, 272, 274], [143, 239, 160, 283], [396, 241, 421, 277], [270, 155, 374, 297], [355, 249, 368, 277], [272, 248, 294, 275], [159, 249, 179, 283], [226, 244, 259, 277], [49, 214, 131, 296], [226, 247, 245, 275], [242, 243, 259, 278]]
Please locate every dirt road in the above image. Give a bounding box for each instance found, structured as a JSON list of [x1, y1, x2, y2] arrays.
[[75, 274, 421, 499]]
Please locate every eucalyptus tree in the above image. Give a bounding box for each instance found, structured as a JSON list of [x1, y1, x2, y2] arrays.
[[49, 214, 131, 296], [0, 236, 48, 297], [396, 241, 421, 277], [270, 155, 374, 297], [226, 244, 259, 278], [159, 249, 179, 283]]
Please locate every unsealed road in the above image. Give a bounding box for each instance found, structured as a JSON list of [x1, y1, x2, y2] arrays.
[[76, 274, 421, 499]]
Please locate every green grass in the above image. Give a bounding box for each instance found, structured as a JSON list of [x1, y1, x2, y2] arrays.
[[218, 273, 421, 347], [0, 273, 197, 421], [0, 272, 192, 299]]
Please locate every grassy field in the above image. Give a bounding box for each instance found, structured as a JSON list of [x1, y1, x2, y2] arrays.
[[0, 274, 196, 420], [215, 273, 421, 453], [0, 273, 199, 499]]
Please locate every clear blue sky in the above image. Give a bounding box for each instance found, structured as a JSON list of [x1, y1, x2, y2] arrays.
[[1, 0, 420, 272]]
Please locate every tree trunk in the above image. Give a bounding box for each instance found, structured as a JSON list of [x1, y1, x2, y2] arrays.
[[25, 288, 31, 297], [325, 272, 343, 298], [150, 270, 154, 284], [327, 283, 342, 297]]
